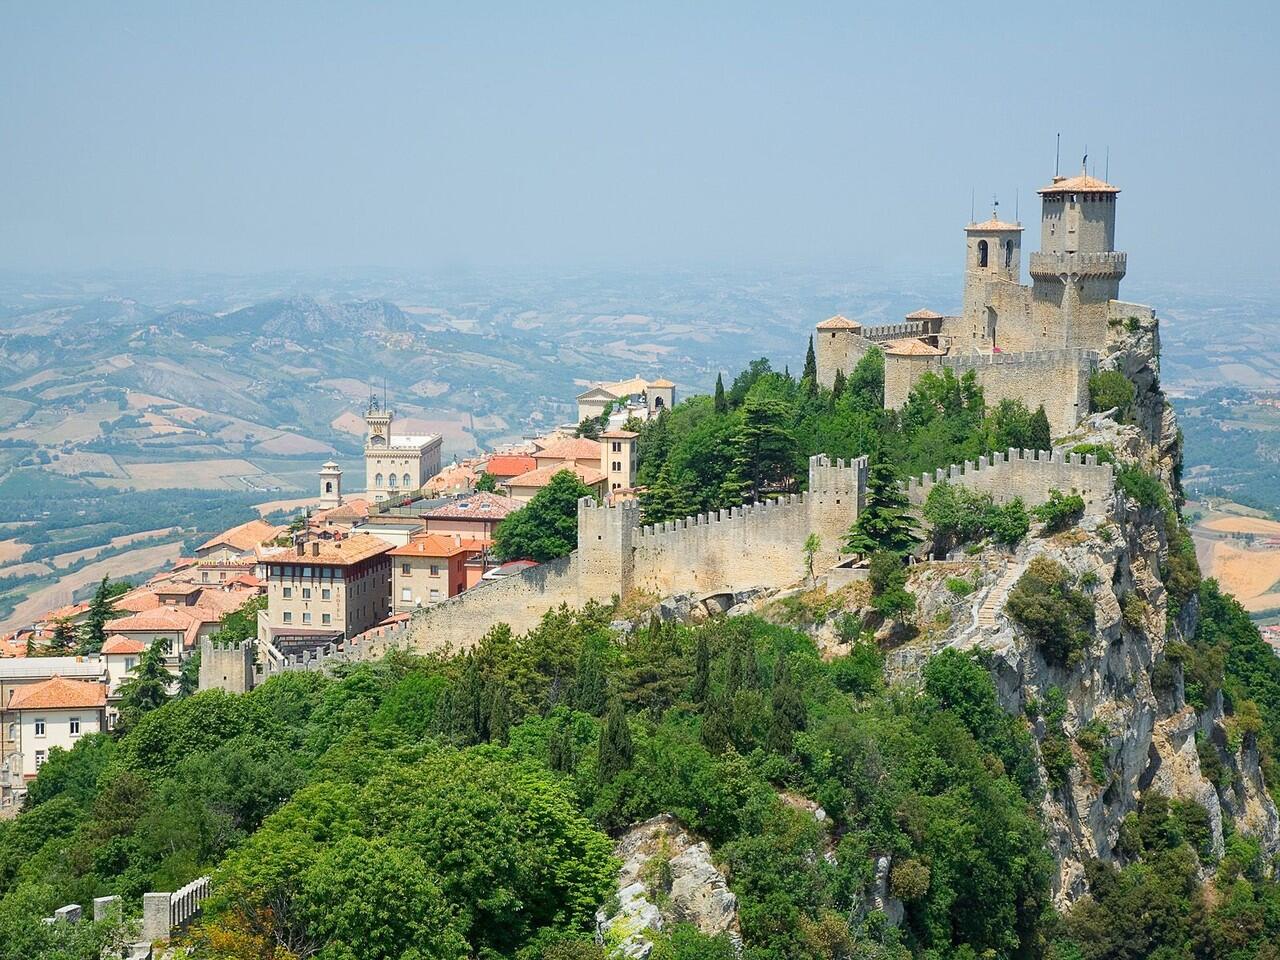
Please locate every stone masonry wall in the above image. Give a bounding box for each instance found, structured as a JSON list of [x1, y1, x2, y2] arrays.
[[905, 448, 1114, 513]]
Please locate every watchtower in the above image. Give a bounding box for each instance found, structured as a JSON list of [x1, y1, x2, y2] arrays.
[[961, 205, 1024, 348], [319, 461, 343, 509], [813, 315, 865, 389], [1029, 165, 1125, 350]]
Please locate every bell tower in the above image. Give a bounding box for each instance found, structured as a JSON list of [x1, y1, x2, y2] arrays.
[[961, 202, 1023, 348], [319, 461, 343, 508]]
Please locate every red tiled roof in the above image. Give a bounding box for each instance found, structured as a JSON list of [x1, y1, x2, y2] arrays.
[[7, 675, 106, 710], [483, 455, 537, 478], [102, 635, 147, 655], [816, 315, 861, 330], [199, 519, 282, 553], [1038, 173, 1119, 195], [600, 429, 639, 439], [532, 436, 603, 462], [262, 533, 392, 567], [390, 535, 489, 559], [905, 309, 944, 320], [506, 463, 606, 489], [421, 491, 522, 521]]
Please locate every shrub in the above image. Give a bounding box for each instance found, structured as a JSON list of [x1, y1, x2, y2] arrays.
[[828, 642, 883, 698], [1033, 489, 1086, 534], [923, 482, 1029, 555], [1121, 593, 1148, 631], [868, 551, 915, 621], [1076, 720, 1110, 783], [1116, 463, 1168, 511], [890, 858, 931, 900], [946, 577, 975, 596], [1005, 557, 1095, 668], [1088, 370, 1135, 417]]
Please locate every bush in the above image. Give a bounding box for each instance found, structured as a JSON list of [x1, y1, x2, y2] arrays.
[[828, 643, 883, 698], [1116, 463, 1169, 511], [1089, 370, 1135, 417], [923, 482, 1029, 555], [946, 577, 975, 596], [868, 552, 915, 621], [1076, 720, 1110, 783], [1005, 557, 1095, 668], [1121, 593, 1148, 631], [890, 858, 931, 900], [1033, 489, 1086, 534]]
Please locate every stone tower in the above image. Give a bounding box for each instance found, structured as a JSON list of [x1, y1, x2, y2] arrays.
[[1029, 166, 1125, 350], [319, 460, 343, 508], [960, 207, 1023, 349], [813, 315, 865, 389]]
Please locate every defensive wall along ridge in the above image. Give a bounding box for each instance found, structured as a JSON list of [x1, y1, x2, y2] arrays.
[[905, 447, 1114, 513], [885, 348, 1096, 437]]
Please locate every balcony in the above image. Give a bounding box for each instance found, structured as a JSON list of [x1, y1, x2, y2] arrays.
[[1029, 251, 1126, 279]]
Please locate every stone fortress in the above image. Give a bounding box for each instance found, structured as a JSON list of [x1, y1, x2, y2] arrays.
[[200, 160, 1153, 688], [815, 164, 1152, 435]]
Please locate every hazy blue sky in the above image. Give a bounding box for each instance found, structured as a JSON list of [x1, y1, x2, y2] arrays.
[[3, 1, 1276, 282]]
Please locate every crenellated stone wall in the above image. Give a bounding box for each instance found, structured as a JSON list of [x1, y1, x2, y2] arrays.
[[905, 447, 1114, 512]]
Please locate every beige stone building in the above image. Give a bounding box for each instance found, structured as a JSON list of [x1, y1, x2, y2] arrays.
[[575, 376, 675, 424], [363, 397, 443, 504], [262, 534, 393, 640], [5, 676, 107, 790], [390, 534, 487, 611], [814, 163, 1149, 437], [196, 518, 283, 562], [601, 429, 638, 494]]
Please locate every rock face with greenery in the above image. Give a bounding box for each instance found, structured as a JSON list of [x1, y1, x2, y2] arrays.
[[3, 313, 1280, 959]]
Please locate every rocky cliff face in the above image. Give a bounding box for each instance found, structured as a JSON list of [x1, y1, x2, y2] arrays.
[[882, 312, 1279, 903]]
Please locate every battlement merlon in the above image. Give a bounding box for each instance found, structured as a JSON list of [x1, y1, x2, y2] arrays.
[[1029, 251, 1127, 279], [936, 348, 1099, 372], [904, 446, 1114, 512]]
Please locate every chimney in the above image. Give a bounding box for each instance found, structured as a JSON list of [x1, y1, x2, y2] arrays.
[[311, 541, 320, 557]]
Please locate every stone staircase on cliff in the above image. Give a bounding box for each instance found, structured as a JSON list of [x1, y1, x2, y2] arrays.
[[975, 562, 1025, 629]]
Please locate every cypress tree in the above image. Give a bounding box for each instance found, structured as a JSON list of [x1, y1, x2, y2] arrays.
[[1029, 405, 1052, 452], [571, 644, 607, 715], [597, 698, 634, 784], [714, 373, 728, 415], [548, 715, 576, 773], [768, 653, 807, 754], [487, 683, 510, 745], [700, 694, 731, 754], [740, 635, 761, 691], [691, 632, 710, 705], [832, 368, 847, 401], [725, 640, 744, 697], [802, 335, 818, 396]]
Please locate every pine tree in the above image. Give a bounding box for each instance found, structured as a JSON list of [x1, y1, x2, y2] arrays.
[[1029, 405, 1052, 452], [597, 698, 634, 784], [832, 368, 847, 401], [843, 461, 920, 557], [725, 640, 744, 697], [691, 633, 710, 705], [714, 373, 728, 415], [51, 618, 76, 654], [729, 395, 797, 501], [700, 694, 731, 754], [768, 653, 807, 754], [115, 639, 172, 731], [802, 335, 818, 396]]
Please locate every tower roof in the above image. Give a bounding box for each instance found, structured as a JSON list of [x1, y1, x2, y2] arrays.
[[816, 315, 861, 330], [905, 309, 944, 320], [965, 217, 1023, 232], [1037, 173, 1119, 195]]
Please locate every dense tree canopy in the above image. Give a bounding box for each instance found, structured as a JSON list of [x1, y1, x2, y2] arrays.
[[493, 470, 595, 562]]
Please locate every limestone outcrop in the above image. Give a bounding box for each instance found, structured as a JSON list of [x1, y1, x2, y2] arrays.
[[595, 814, 741, 958]]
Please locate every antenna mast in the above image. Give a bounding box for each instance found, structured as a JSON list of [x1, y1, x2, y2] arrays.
[[1015, 189, 1019, 223], [970, 189, 975, 223], [1055, 133, 1060, 177], [1105, 146, 1110, 181]]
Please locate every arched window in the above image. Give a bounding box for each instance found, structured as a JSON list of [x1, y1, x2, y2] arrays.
[[388, 473, 398, 488], [403, 473, 411, 488], [977, 240, 988, 267], [654, 396, 665, 410], [1004, 239, 1014, 268], [375, 473, 383, 487], [324, 481, 333, 493]]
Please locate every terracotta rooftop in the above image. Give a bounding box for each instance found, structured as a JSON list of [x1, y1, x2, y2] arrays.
[[883, 338, 946, 357], [390, 534, 489, 558], [905, 309, 944, 320], [600, 429, 639, 439], [112, 590, 164, 614], [966, 218, 1023, 232], [7, 675, 107, 711], [1038, 173, 1119, 194], [816, 315, 861, 330], [312, 498, 370, 523], [483, 454, 538, 478], [602, 376, 653, 398], [109, 607, 202, 632], [533, 436, 604, 462], [199, 518, 283, 554], [506, 463, 607, 489], [262, 533, 392, 567], [102, 635, 146, 655], [648, 379, 675, 388], [422, 491, 522, 521]]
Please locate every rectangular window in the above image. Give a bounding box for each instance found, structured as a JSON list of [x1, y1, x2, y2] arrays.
[[282, 586, 292, 599], [321, 613, 331, 625], [69, 717, 81, 736], [219, 571, 227, 581], [282, 611, 292, 624], [201, 571, 209, 583], [34, 719, 46, 737], [612, 441, 621, 452], [401, 563, 410, 575], [321, 588, 331, 600], [302, 612, 312, 624], [429, 564, 440, 577], [302, 587, 311, 600], [35, 749, 46, 769], [303, 566, 312, 578], [401, 587, 411, 602], [429, 588, 441, 601], [125, 657, 136, 671]]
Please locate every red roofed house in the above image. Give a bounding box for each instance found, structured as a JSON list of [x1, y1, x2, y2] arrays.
[[101, 635, 147, 698], [422, 492, 522, 540], [483, 454, 537, 482], [390, 534, 488, 611], [197, 519, 284, 562], [6, 675, 107, 783]]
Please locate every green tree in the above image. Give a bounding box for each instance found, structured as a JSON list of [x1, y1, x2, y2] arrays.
[[729, 395, 797, 501], [492, 470, 594, 562], [802, 533, 820, 584], [50, 618, 77, 654], [831, 368, 847, 401], [714, 373, 728, 414], [691, 632, 710, 705], [843, 461, 918, 557], [1088, 369, 1135, 417], [114, 639, 172, 731], [1029, 404, 1052, 450], [802, 336, 818, 395], [81, 575, 120, 654], [867, 550, 916, 620], [475, 471, 498, 493], [597, 698, 634, 783], [767, 654, 806, 753]]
